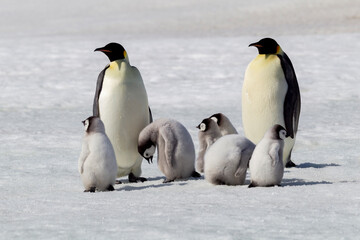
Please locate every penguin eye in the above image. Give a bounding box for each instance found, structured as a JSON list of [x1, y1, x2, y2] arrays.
[[199, 123, 207, 132]]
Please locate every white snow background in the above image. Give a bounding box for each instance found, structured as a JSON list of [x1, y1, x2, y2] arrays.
[[1, 0, 359, 239]]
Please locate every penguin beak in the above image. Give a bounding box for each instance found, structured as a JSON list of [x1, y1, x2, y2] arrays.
[[249, 42, 262, 48], [146, 156, 153, 164], [94, 47, 112, 53], [196, 124, 200, 129]]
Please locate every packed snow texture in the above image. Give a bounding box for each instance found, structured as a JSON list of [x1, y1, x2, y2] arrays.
[[1, 0, 360, 239]]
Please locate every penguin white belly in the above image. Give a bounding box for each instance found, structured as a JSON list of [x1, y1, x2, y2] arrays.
[[249, 142, 284, 186], [242, 55, 294, 163], [99, 61, 149, 177], [81, 134, 117, 190]]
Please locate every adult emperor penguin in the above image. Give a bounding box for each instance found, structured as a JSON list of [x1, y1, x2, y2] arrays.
[[242, 38, 301, 167], [93, 42, 152, 183], [249, 124, 286, 188], [78, 116, 117, 192]]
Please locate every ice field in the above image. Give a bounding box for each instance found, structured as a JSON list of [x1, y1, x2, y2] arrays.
[[1, 0, 359, 239]]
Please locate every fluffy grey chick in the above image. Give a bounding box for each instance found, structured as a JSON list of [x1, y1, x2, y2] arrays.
[[204, 134, 255, 185], [138, 118, 201, 183], [210, 113, 238, 135], [196, 118, 222, 173], [249, 124, 287, 188], [78, 116, 117, 192]]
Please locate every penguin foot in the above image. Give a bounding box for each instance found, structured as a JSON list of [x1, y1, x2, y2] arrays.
[[163, 179, 174, 183], [191, 171, 201, 178], [107, 185, 115, 191], [115, 179, 122, 184], [84, 187, 96, 193], [285, 160, 297, 168], [248, 182, 257, 188], [214, 179, 226, 185], [128, 173, 147, 183]]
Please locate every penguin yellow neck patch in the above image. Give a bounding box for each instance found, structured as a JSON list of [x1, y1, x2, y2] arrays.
[[124, 50, 129, 62]]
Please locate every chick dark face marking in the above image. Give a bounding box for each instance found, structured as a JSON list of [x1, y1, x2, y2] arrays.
[[138, 140, 156, 163], [196, 118, 213, 132], [273, 124, 287, 140], [210, 113, 222, 125], [82, 116, 98, 133]]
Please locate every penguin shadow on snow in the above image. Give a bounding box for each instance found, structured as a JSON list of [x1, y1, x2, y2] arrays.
[[116, 176, 204, 192], [295, 162, 340, 169], [281, 178, 332, 186]]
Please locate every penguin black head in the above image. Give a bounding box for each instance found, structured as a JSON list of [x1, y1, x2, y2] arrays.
[[82, 116, 105, 133], [249, 38, 280, 55], [138, 140, 156, 164], [95, 42, 127, 62], [210, 113, 223, 126], [271, 124, 287, 140], [196, 118, 215, 132]]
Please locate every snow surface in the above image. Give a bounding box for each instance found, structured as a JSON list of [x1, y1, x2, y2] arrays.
[[1, 0, 360, 239]]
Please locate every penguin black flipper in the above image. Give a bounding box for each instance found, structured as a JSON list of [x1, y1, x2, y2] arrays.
[[93, 65, 110, 117], [148, 107, 153, 123], [278, 53, 301, 138]]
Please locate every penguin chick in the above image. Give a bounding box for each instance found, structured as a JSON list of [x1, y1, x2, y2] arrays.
[[210, 113, 238, 135], [138, 119, 200, 183], [204, 134, 255, 185], [242, 38, 301, 168], [93, 42, 152, 183], [196, 118, 222, 173], [78, 116, 117, 192], [249, 124, 287, 188]]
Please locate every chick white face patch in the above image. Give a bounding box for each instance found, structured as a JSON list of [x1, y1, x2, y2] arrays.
[[279, 129, 287, 140], [199, 123, 207, 132], [84, 119, 90, 131], [210, 117, 218, 123], [144, 145, 156, 158]]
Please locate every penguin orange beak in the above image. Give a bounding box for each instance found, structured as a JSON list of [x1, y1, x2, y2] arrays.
[[94, 47, 112, 53], [249, 42, 262, 48]]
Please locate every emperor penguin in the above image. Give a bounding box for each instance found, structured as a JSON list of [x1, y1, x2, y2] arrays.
[[196, 118, 222, 173], [210, 113, 238, 135], [137, 118, 201, 183], [249, 124, 286, 188], [78, 116, 117, 192], [204, 134, 255, 186], [242, 38, 301, 168], [93, 42, 152, 183]]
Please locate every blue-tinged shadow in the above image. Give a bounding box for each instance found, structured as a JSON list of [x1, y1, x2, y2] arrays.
[[296, 162, 340, 169], [282, 178, 332, 186], [115, 175, 203, 191]]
